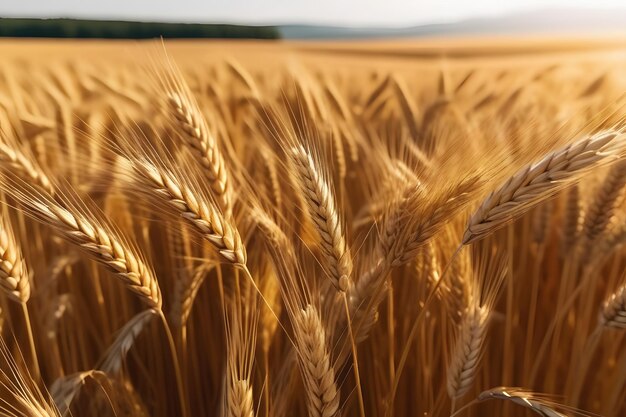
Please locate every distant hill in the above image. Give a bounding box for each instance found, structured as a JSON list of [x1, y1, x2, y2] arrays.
[[2, 8, 625, 41], [279, 8, 626, 39], [0, 18, 280, 39]]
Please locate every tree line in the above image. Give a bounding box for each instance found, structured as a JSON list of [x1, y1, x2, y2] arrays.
[[0, 18, 281, 39]]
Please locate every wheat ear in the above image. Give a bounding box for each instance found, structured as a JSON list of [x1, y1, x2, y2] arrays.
[[3, 179, 162, 308], [599, 283, 626, 329], [99, 309, 158, 373], [0, 141, 53, 194], [51, 203, 161, 307], [228, 379, 254, 417], [464, 129, 626, 244], [581, 159, 626, 245], [0, 215, 30, 303], [447, 304, 490, 399], [130, 159, 246, 265], [167, 92, 232, 212], [50, 370, 108, 416], [295, 305, 341, 417], [0, 213, 41, 379], [447, 244, 506, 401], [476, 387, 567, 417], [380, 175, 482, 267], [170, 263, 213, 328], [290, 144, 352, 292]]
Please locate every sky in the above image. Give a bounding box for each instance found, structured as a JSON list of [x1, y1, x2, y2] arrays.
[[2, 0, 626, 26]]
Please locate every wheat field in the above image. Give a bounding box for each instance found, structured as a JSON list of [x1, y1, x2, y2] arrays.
[[0, 37, 625, 416]]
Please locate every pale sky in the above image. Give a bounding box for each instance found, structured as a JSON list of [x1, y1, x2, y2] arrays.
[[2, 0, 626, 27]]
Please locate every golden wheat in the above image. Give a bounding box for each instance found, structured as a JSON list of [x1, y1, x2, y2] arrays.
[[0, 38, 623, 417]]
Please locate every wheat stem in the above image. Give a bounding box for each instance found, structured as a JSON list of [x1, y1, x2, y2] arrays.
[[159, 310, 190, 417], [21, 302, 40, 382]]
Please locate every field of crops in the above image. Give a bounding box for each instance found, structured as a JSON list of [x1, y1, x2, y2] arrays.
[[0, 38, 625, 416]]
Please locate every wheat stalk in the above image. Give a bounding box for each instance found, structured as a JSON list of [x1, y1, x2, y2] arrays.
[[295, 305, 341, 417], [375, 173, 480, 275], [0, 338, 61, 416], [464, 129, 626, 244], [363, 74, 390, 113], [532, 201, 552, 245], [261, 146, 283, 208], [391, 75, 420, 140], [225, 59, 260, 97], [560, 185, 580, 255]]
